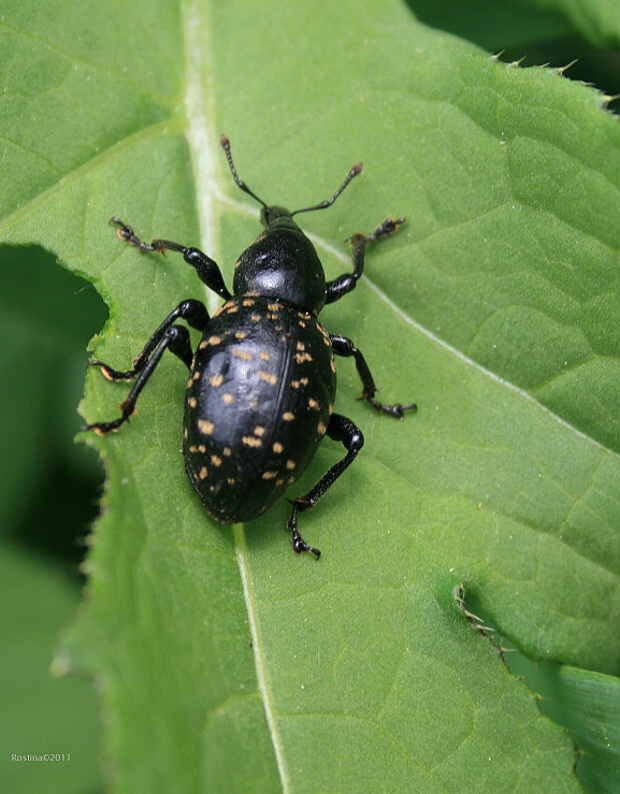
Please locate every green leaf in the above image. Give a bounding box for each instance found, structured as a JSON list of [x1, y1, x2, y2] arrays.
[[0, 547, 101, 793], [0, 247, 104, 793], [524, 0, 620, 47], [2, 0, 618, 792], [504, 648, 620, 793], [408, 0, 574, 51]]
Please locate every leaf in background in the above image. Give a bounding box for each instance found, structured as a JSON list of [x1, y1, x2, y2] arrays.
[[0, 547, 101, 794], [505, 648, 620, 793], [407, 0, 574, 51], [523, 0, 620, 47], [2, 0, 618, 792], [0, 247, 104, 794]]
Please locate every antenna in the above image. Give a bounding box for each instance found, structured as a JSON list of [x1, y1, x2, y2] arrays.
[[220, 135, 362, 216], [292, 162, 362, 217], [220, 135, 268, 210]]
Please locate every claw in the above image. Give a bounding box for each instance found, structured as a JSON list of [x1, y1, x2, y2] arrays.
[[367, 398, 417, 418]]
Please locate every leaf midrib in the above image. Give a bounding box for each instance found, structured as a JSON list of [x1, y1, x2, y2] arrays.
[[181, 3, 290, 788], [182, 0, 221, 314]]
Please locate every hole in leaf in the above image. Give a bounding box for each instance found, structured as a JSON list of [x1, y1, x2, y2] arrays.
[[0, 244, 107, 580]]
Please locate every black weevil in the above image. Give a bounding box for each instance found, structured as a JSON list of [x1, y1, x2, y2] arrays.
[[84, 135, 416, 557]]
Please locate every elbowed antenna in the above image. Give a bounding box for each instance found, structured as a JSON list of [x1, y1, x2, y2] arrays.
[[292, 162, 363, 216], [220, 134, 269, 210], [219, 134, 362, 216]]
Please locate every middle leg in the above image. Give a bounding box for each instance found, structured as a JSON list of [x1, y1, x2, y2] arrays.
[[84, 324, 193, 435], [330, 334, 417, 418], [89, 299, 209, 382]]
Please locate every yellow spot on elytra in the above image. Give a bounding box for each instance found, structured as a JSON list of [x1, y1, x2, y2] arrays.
[[209, 374, 224, 387], [254, 426, 266, 437], [259, 351, 271, 361], [272, 442, 284, 453], [258, 371, 277, 385], [262, 471, 277, 480], [222, 393, 235, 404], [235, 331, 248, 340], [286, 460, 296, 470], [242, 436, 263, 448], [199, 466, 208, 480], [295, 352, 313, 364], [232, 348, 253, 361], [223, 446, 232, 456], [211, 455, 222, 466], [207, 335, 222, 346], [308, 398, 320, 410], [317, 421, 327, 435], [198, 419, 214, 435], [216, 300, 238, 314], [282, 412, 295, 422], [187, 396, 198, 408]]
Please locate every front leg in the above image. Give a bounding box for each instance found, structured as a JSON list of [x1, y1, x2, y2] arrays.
[[110, 217, 232, 301], [325, 217, 406, 304], [330, 334, 417, 418]]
